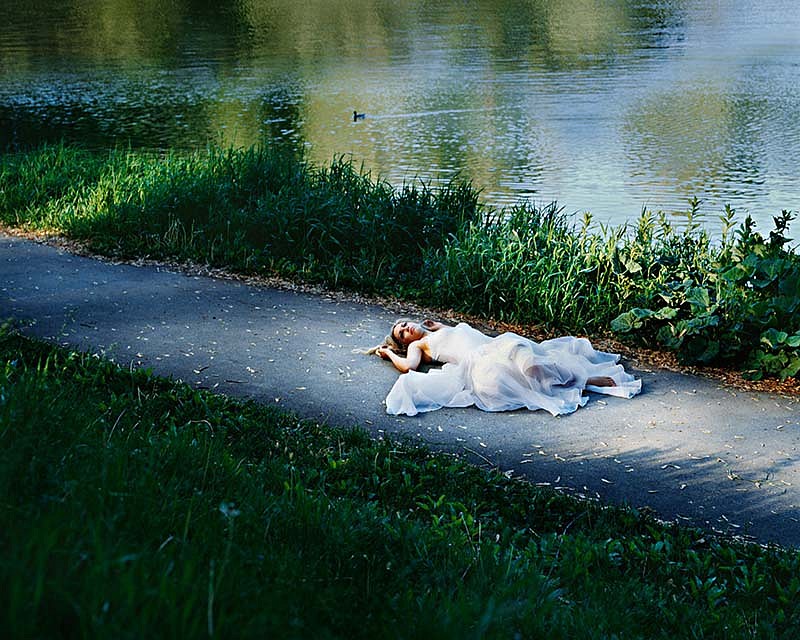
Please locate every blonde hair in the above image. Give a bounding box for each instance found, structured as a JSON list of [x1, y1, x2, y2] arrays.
[[360, 319, 413, 357]]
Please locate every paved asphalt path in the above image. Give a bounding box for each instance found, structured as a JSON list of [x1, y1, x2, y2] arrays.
[[3, 234, 800, 546]]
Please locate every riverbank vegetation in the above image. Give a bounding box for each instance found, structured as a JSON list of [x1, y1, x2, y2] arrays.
[[3, 329, 800, 638], [1, 143, 798, 379]]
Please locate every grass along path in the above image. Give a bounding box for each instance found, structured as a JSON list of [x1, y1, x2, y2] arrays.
[[3, 330, 800, 639], [1, 143, 798, 381]]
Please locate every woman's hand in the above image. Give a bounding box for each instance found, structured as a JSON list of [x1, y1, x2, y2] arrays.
[[378, 343, 422, 373], [422, 319, 444, 331], [377, 346, 392, 360]]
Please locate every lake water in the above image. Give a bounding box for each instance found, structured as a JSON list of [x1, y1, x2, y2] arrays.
[[2, 0, 799, 231]]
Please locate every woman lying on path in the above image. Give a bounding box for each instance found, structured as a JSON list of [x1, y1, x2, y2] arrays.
[[372, 319, 641, 416]]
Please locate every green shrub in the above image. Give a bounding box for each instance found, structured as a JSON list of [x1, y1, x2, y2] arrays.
[[612, 209, 800, 379]]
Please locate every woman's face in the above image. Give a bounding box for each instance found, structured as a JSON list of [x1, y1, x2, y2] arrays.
[[392, 321, 424, 346]]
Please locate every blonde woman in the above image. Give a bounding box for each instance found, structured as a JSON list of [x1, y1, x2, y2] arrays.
[[373, 319, 641, 416]]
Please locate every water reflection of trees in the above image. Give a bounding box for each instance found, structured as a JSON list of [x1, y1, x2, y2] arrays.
[[1, 1, 692, 123], [3, 1, 688, 70], [622, 88, 791, 212], [0, 98, 214, 152], [0, 0, 742, 213]]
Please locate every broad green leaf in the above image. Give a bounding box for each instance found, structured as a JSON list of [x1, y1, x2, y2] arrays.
[[611, 311, 644, 333], [624, 259, 642, 274], [653, 307, 678, 320], [686, 286, 711, 311], [786, 335, 800, 348], [781, 356, 800, 380], [761, 328, 788, 349]]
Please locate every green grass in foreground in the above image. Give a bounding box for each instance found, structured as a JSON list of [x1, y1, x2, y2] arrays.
[[1, 142, 798, 380], [2, 330, 800, 639]]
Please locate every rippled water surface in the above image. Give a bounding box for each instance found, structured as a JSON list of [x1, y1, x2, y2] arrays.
[[2, 0, 799, 229]]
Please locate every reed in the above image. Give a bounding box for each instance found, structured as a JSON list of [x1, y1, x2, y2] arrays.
[[425, 203, 622, 328]]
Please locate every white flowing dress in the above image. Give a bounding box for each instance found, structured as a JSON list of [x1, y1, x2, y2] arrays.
[[385, 323, 641, 416]]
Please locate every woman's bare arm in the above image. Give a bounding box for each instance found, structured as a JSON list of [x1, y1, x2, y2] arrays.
[[378, 342, 423, 373]]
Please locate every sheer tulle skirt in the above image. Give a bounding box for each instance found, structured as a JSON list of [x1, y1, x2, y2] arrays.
[[385, 334, 641, 416]]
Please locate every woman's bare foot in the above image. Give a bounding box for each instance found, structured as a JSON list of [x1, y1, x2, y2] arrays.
[[587, 376, 616, 388]]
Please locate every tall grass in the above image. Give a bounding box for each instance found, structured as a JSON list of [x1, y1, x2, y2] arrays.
[[3, 330, 800, 638], [0, 144, 480, 291], [1, 143, 798, 377], [425, 204, 625, 327]]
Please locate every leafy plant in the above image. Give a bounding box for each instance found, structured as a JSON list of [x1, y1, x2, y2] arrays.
[[612, 210, 800, 378]]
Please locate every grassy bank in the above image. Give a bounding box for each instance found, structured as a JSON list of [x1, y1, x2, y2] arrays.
[[2, 329, 800, 638], [1, 143, 798, 379]]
